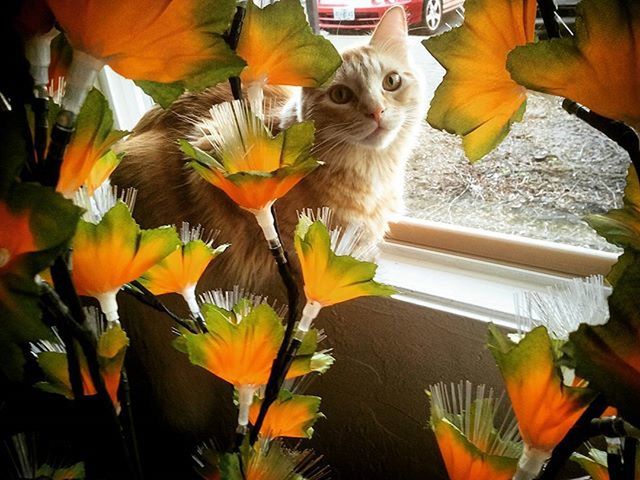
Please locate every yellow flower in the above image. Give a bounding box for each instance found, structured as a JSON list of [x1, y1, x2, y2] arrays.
[[45, 0, 245, 107], [236, 0, 341, 106], [71, 187, 179, 322], [177, 293, 332, 429], [249, 390, 323, 439], [508, 0, 640, 132], [294, 209, 395, 332], [428, 381, 522, 480], [423, 0, 537, 161], [488, 326, 597, 478], [56, 89, 127, 198], [180, 100, 320, 243], [32, 310, 129, 411], [139, 223, 228, 315]]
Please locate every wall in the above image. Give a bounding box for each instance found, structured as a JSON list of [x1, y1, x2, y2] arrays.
[[307, 296, 507, 480]]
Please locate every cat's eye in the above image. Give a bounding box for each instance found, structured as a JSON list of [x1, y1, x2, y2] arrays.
[[383, 72, 402, 91], [328, 85, 354, 104]]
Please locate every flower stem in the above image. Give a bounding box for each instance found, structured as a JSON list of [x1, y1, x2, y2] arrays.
[[126, 281, 199, 334], [41, 279, 136, 478], [562, 99, 640, 179], [249, 207, 300, 445], [225, 6, 246, 101], [536, 0, 560, 39]]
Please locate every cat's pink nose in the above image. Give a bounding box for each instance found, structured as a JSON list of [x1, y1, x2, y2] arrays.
[[367, 107, 385, 124]]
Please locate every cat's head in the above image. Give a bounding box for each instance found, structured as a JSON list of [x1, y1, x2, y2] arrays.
[[298, 7, 425, 151]]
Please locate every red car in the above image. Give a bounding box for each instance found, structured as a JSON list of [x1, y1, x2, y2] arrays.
[[317, 0, 465, 34]]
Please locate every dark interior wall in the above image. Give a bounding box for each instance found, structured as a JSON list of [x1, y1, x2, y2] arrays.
[[306, 296, 507, 480]]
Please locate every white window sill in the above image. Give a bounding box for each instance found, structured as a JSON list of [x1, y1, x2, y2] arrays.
[[377, 240, 600, 329]]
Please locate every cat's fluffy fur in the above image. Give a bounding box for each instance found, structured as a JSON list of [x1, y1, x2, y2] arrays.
[[112, 7, 425, 451]]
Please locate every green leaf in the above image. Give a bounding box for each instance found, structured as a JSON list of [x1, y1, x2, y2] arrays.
[[136, 36, 245, 108], [237, 0, 341, 87], [507, 0, 640, 132], [586, 166, 640, 251], [423, 0, 536, 161], [0, 184, 81, 381]]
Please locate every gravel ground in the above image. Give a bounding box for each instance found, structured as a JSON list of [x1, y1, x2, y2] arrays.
[[404, 93, 629, 252]]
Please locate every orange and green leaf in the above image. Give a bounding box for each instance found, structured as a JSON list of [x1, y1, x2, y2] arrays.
[[249, 390, 323, 439], [71, 202, 179, 297], [237, 0, 341, 87], [423, 0, 537, 161], [571, 449, 610, 480], [432, 418, 518, 480], [0, 184, 81, 381], [35, 324, 129, 409], [294, 219, 395, 307], [46, 0, 245, 107], [488, 325, 596, 452], [182, 303, 284, 386], [140, 239, 227, 296], [587, 166, 640, 252], [507, 0, 640, 132], [56, 89, 127, 198]]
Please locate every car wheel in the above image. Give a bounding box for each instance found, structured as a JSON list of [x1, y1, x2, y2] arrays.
[[423, 0, 443, 34]]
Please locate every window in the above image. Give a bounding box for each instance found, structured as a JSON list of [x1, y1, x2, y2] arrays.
[[100, 2, 623, 284]]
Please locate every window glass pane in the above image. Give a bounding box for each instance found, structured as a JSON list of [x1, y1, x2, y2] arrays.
[[321, 4, 626, 253]]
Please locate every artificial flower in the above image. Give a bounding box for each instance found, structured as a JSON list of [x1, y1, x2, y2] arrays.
[[249, 390, 323, 439], [423, 0, 537, 161], [515, 275, 610, 340], [429, 381, 522, 480], [236, 0, 341, 106], [177, 294, 332, 430], [195, 439, 324, 480], [56, 88, 127, 198], [488, 325, 597, 479], [567, 252, 640, 427], [0, 183, 80, 381], [83, 151, 122, 196], [46, 0, 245, 108], [508, 0, 640, 132], [139, 222, 228, 315], [5, 433, 85, 480], [294, 209, 395, 333], [71, 185, 179, 323], [32, 310, 129, 411], [180, 100, 320, 243], [571, 448, 610, 480]]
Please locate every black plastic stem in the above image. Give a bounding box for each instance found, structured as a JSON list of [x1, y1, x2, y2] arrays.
[[537, 0, 561, 39], [562, 99, 640, 177], [121, 369, 144, 480], [40, 121, 72, 187], [249, 208, 301, 445], [41, 281, 135, 477], [537, 394, 608, 479], [31, 96, 49, 165], [622, 438, 637, 480], [127, 281, 199, 334], [225, 6, 246, 101]]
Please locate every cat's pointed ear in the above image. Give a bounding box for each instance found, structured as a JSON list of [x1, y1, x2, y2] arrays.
[[370, 6, 408, 53]]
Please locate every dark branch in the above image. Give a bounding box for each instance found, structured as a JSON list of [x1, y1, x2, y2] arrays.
[[125, 281, 199, 334]]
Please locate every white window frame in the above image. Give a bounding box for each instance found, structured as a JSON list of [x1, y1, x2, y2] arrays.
[[98, 71, 619, 328]]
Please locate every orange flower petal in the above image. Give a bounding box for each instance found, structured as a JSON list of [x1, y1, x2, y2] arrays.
[[423, 0, 537, 161]]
